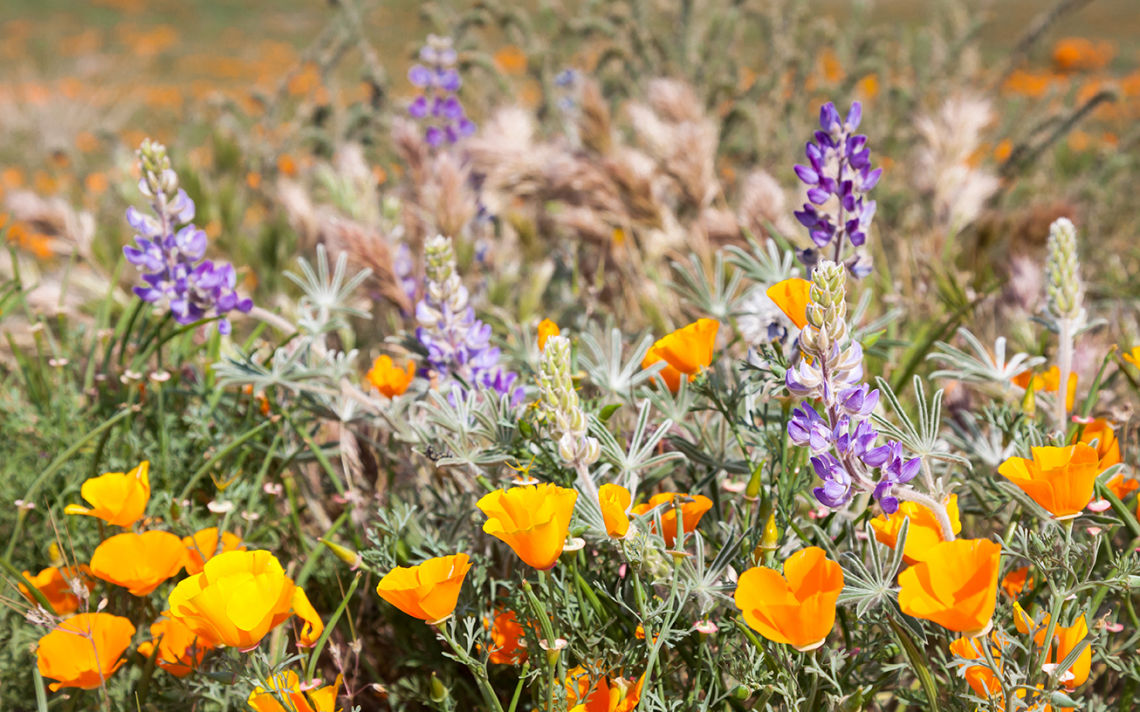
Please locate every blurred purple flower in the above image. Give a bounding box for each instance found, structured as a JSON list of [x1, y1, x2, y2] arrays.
[[408, 35, 474, 147]]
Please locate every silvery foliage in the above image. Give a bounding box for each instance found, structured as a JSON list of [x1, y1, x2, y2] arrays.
[[928, 327, 1044, 385], [578, 323, 659, 396]]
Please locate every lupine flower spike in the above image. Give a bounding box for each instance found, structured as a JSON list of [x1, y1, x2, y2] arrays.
[[408, 35, 476, 146]]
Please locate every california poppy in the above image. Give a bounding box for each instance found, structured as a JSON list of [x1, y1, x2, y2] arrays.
[[183, 527, 245, 575], [642, 319, 719, 392], [137, 616, 217, 677], [566, 668, 644, 712], [1123, 346, 1140, 370], [90, 530, 186, 596], [1073, 419, 1135, 498], [19, 566, 94, 615], [1013, 366, 1077, 411], [598, 483, 632, 538], [64, 460, 150, 527], [1051, 616, 1092, 689], [998, 444, 1099, 519], [949, 634, 1004, 701], [36, 612, 136, 691], [1000, 566, 1033, 598], [898, 538, 1001, 635], [734, 546, 844, 651], [366, 355, 416, 398], [870, 494, 961, 564], [766, 278, 812, 329], [632, 492, 713, 547], [538, 318, 560, 350], [167, 550, 323, 649], [487, 609, 527, 664], [248, 669, 343, 712], [376, 553, 471, 623], [478, 484, 578, 569]]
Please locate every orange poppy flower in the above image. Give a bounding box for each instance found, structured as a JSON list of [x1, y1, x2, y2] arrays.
[[1000, 566, 1034, 598], [735, 546, 844, 651], [36, 612, 136, 691], [1123, 346, 1140, 370], [632, 492, 713, 547], [167, 550, 324, 649], [478, 484, 578, 569], [376, 553, 471, 623], [566, 669, 644, 712], [90, 531, 186, 596], [766, 278, 812, 330], [183, 527, 246, 575], [598, 483, 632, 538], [137, 616, 217, 677], [365, 355, 416, 398], [998, 444, 1099, 519], [870, 494, 961, 564], [64, 460, 150, 527], [19, 566, 95, 615], [642, 319, 719, 392], [248, 669, 343, 712], [1012, 366, 1077, 411], [949, 634, 1004, 701], [538, 318, 560, 350], [898, 538, 1001, 635], [487, 610, 527, 664], [1051, 616, 1092, 689]]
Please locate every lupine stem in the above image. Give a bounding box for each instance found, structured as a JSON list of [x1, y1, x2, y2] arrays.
[[893, 486, 956, 541], [1055, 317, 1074, 434]]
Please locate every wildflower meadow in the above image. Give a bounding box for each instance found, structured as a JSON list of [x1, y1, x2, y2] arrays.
[[5, 0, 1140, 710]]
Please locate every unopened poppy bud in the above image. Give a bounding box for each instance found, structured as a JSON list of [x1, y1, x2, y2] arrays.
[[429, 674, 449, 703], [761, 513, 780, 551], [321, 538, 362, 568], [731, 685, 750, 701]]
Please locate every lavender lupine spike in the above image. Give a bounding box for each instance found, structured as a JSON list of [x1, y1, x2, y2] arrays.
[[416, 235, 523, 405], [123, 139, 252, 335], [793, 101, 881, 277], [785, 260, 925, 516], [407, 35, 476, 147]]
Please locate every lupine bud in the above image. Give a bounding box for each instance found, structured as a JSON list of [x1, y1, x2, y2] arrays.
[[541, 336, 600, 468], [1045, 218, 1083, 322]]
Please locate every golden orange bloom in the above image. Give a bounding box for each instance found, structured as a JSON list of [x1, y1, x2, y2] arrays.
[[632, 492, 713, 547], [898, 538, 1001, 635], [19, 566, 94, 615], [137, 616, 217, 677], [1073, 418, 1121, 471], [478, 484, 578, 569], [248, 669, 343, 712], [949, 634, 1004, 701], [493, 45, 528, 75], [36, 612, 136, 691], [870, 494, 961, 564], [167, 550, 324, 649], [64, 460, 151, 527], [365, 354, 416, 398], [1052, 37, 1113, 72], [735, 546, 844, 651], [1013, 366, 1077, 411], [598, 483, 631, 538], [998, 444, 1099, 519], [376, 553, 471, 623], [641, 319, 719, 392], [487, 610, 527, 664], [1123, 346, 1140, 370], [1051, 616, 1092, 689], [1001, 566, 1034, 598], [566, 669, 644, 712], [90, 530, 186, 596], [537, 318, 560, 350], [183, 527, 246, 575], [766, 278, 812, 330]]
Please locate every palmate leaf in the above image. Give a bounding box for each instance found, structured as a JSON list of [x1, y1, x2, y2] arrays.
[[873, 375, 969, 467], [668, 250, 747, 322], [837, 520, 908, 618], [591, 399, 684, 494], [578, 324, 658, 396], [927, 327, 1044, 385]]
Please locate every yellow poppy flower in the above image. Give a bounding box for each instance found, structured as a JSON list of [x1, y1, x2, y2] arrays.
[[478, 484, 578, 569], [632, 492, 713, 547], [248, 669, 343, 712], [734, 546, 844, 651], [90, 530, 186, 596], [766, 278, 812, 329], [898, 538, 1001, 635], [998, 444, 1099, 519], [64, 460, 150, 527], [642, 319, 719, 392], [598, 483, 631, 538], [376, 554, 472, 623]]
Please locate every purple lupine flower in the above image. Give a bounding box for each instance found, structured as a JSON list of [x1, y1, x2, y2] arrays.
[[416, 235, 523, 405], [407, 35, 475, 147], [123, 139, 251, 335], [793, 101, 881, 276], [789, 405, 832, 453], [811, 454, 852, 507]]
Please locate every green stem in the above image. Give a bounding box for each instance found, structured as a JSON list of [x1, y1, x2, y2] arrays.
[[176, 420, 275, 501], [888, 616, 941, 712], [305, 573, 361, 680]]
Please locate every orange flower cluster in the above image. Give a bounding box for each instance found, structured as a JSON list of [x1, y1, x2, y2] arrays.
[[1014, 605, 1092, 689], [642, 319, 719, 392]]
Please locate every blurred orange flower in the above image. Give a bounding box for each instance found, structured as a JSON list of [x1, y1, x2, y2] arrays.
[[376, 553, 471, 623], [1001, 566, 1034, 598], [1052, 37, 1114, 72], [632, 492, 712, 547], [487, 610, 527, 664], [898, 538, 1001, 635], [366, 355, 415, 398], [598, 483, 631, 538], [949, 633, 1004, 701], [1123, 346, 1140, 369], [19, 566, 94, 615], [998, 444, 1099, 519], [137, 616, 217, 677], [90, 530, 185, 596], [1013, 366, 1077, 411], [248, 669, 343, 712], [478, 484, 578, 569], [642, 319, 719, 392], [734, 546, 844, 651], [493, 45, 528, 75], [183, 527, 245, 575], [870, 494, 961, 564], [538, 318, 560, 350], [36, 612, 136, 691], [64, 460, 150, 527], [168, 550, 324, 649], [766, 278, 812, 329]]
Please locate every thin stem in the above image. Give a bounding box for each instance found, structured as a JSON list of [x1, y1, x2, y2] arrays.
[[1054, 318, 1074, 434], [894, 486, 956, 542]]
